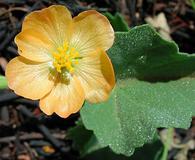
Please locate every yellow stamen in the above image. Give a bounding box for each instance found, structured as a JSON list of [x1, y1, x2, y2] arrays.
[[52, 42, 81, 74], [69, 67, 74, 73]]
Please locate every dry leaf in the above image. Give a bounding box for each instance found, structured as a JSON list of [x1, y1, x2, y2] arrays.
[[145, 12, 172, 40]]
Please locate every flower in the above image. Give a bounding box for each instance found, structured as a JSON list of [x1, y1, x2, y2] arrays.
[[5, 5, 115, 118]]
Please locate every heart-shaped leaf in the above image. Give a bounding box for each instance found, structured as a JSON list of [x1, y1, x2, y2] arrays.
[[80, 25, 195, 156]]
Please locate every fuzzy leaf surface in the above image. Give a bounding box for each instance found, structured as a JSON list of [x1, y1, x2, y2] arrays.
[[81, 25, 195, 156]]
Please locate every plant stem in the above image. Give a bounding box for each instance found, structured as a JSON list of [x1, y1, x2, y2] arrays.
[[161, 128, 174, 160], [191, 0, 195, 10]]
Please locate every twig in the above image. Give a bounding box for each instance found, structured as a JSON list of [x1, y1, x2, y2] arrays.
[[0, 132, 65, 144], [0, 91, 19, 104], [0, 29, 19, 51], [17, 105, 69, 154], [0, 7, 29, 17], [0, 106, 9, 123], [14, 99, 39, 107], [125, 0, 137, 26], [0, 1, 42, 51]]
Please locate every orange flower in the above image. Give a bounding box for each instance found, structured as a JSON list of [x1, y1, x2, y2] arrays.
[[5, 5, 115, 118]]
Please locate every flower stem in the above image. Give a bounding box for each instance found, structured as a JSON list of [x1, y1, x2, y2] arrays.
[[161, 128, 174, 160]]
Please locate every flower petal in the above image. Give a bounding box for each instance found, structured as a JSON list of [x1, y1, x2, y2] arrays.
[[76, 50, 115, 103], [15, 5, 73, 62], [71, 10, 114, 55], [5, 57, 54, 100], [15, 29, 54, 62], [39, 76, 85, 118]]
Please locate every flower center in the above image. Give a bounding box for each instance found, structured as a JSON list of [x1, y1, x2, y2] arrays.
[[52, 42, 80, 74]]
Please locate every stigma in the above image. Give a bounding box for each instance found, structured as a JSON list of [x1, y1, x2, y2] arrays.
[[52, 42, 80, 74]]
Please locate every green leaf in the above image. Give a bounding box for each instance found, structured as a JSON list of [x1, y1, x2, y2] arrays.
[[67, 119, 104, 157], [80, 25, 195, 156], [104, 12, 129, 32], [69, 120, 163, 160], [83, 141, 162, 160], [109, 25, 195, 81], [0, 76, 7, 89], [82, 147, 129, 160], [81, 78, 195, 156], [130, 140, 163, 160]]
